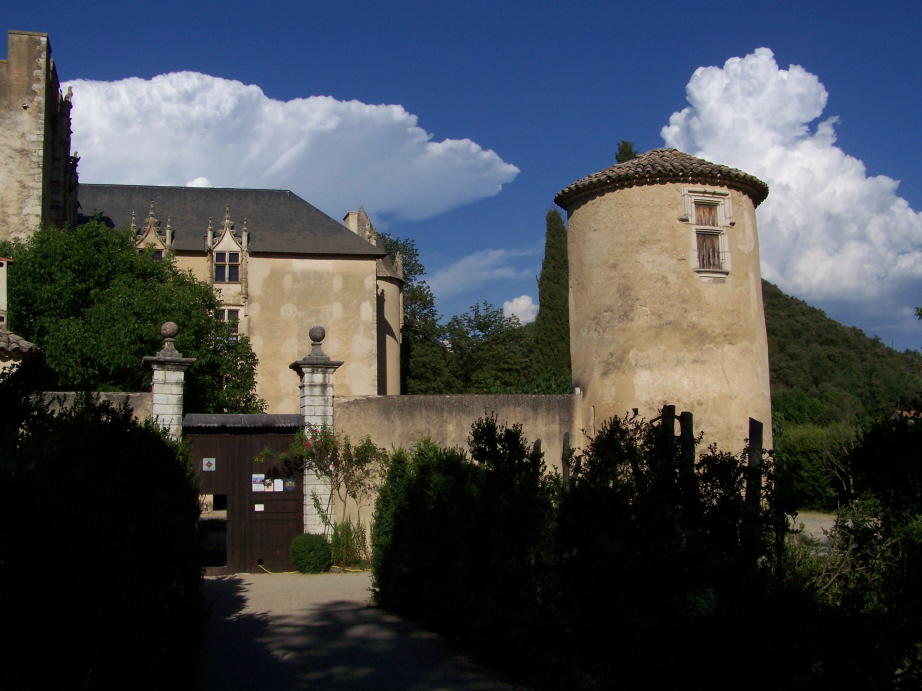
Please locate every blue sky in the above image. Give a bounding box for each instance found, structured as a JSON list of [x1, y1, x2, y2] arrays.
[[6, 0, 922, 349]]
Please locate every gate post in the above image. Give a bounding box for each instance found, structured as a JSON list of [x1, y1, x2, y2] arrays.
[[143, 321, 195, 440], [290, 326, 343, 534]]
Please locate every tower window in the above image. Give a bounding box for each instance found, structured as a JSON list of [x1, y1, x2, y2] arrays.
[[696, 231, 722, 271], [682, 189, 731, 276]]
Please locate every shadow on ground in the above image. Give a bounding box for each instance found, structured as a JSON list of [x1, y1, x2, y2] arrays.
[[196, 574, 522, 691]]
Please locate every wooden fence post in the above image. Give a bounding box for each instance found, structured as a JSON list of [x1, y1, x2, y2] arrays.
[[746, 417, 764, 507]]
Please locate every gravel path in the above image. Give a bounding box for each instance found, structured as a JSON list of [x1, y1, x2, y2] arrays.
[[795, 510, 837, 546], [196, 572, 525, 691]]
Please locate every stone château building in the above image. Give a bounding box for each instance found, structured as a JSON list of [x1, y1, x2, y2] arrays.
[[77, 186, 403, 411], [2, 28, 773, 459]]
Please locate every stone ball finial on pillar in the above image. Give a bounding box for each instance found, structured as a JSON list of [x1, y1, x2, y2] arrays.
[[308, 326, 328, 359], [143, 321, 196, 440], [161, 321, 178, 338], [290, 325, 344, 426], [290, 325, 345, 535]]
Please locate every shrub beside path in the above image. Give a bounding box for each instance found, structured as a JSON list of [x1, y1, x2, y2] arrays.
[[196, 572, 527, 691]]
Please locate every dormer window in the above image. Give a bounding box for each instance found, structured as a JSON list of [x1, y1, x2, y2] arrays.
[[215, 252, 240, 282]]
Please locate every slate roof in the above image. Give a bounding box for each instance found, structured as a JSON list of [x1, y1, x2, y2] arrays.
[[0, 330, 38, 356], [77, 185, 386, 257], [555, 148, 770, 208]]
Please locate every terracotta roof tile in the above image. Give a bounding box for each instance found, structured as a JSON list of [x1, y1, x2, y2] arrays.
[[0, 330, 38, 355], [555, 148, 769, 208]]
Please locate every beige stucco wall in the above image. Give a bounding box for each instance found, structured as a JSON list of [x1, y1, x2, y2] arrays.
[[334, 394, 578, 467], [0, 32, 50, 242], [332, 393, 579, 522], [176, 253, 379, 413], [376, 276, 401, 395], [565, 183, 772, 453]]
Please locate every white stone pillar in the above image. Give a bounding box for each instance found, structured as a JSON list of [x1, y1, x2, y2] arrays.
[[290, 326, 343, 534], [142, 322, 195, 440]]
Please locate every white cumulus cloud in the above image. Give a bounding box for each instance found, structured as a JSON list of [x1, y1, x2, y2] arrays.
[[662, 48, 922, 346], [65, 72, 519, 223], [503, 295, 538, 324], [428, 248, 539, 300]]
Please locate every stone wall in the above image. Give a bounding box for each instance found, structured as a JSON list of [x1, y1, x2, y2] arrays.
[[42, 391, 152, 420], [335, 394, 579, 465], [0, 31, 76, 243], [331, 393, 579, 521]]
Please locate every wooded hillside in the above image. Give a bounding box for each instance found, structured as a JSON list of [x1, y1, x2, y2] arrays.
[[763, 279, 922, 419]]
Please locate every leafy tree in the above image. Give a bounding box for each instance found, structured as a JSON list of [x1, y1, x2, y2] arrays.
[[377, 232, 455, 394], [444, 301, 533, 393], [0, 221, 264, 413], [615, 139, 640, 163], [532, 208, 571, 384]]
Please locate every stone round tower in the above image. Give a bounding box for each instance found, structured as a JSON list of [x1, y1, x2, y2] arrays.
[[555, 148, 772, 452]]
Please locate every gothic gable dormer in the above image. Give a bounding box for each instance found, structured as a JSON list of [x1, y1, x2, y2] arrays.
[[206, 205, 249, 305], [133, 201, 172, 259]]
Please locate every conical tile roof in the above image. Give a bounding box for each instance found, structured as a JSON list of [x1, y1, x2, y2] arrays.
[[555, 148, 769, 208]]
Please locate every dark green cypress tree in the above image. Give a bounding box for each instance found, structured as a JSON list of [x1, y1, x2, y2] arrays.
[[532, 208, 571, 382], [616, 140, 639, 163]]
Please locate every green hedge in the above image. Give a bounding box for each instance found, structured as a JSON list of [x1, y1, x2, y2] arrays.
[[0, 364, 203, 690], [291, 533, 332, 573], [371, 410, 922, 689]]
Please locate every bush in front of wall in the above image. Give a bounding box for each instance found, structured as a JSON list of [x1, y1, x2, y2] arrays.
[[291, 533, 332, 573], [332, 518, 369, 568]]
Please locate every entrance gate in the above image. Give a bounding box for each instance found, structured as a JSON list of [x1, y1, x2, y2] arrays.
[[185, 414, 305, 575]]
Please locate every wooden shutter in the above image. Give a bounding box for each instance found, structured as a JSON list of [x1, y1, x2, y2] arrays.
[[695, 203, 718, 226], [697, 232, 721, 270]]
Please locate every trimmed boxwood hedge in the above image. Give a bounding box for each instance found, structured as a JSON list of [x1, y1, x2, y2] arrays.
[[291, 533, 332, 573]]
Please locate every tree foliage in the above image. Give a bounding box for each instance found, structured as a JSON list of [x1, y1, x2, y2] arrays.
[[444, 301, 533, 393], [764, 279, 922, 418], [615, 139, 640, 163], [0, 364, 203, 690], [0, 221, 264, 413], [378, 233, 536, 394], [372, 411, 793, 689], [532, 208, 570, 383]]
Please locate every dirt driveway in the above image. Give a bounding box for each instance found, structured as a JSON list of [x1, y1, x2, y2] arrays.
[[196, 572, 525, 691]]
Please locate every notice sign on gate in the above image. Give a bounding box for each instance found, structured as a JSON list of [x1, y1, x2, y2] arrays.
[[202, 457, 216, 472]]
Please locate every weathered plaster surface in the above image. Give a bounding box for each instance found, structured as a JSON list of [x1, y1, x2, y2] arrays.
[[566, 184, 772, 452], [333, 393, 579, 520], [175, 254, 379, 413]]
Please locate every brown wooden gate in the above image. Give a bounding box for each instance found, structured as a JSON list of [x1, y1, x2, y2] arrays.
[[185, 414, 304, 575]]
